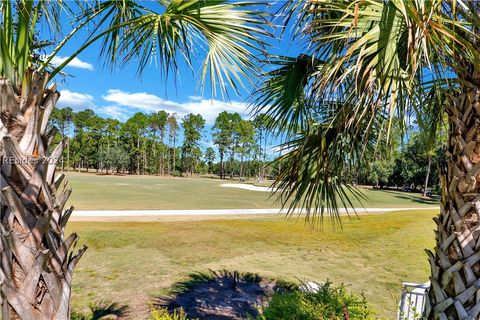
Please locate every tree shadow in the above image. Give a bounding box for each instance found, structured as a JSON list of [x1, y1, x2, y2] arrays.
[[390, 194, 439, 205], [368, 189, 440, 205]]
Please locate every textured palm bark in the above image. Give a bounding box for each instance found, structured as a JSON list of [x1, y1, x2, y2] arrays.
[[0, 70, 86, 319], [426, 86, 480, 319]]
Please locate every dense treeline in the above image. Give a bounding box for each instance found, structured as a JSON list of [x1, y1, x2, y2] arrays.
[[48, 107, 278, 179], [49, 106, 443, 193], [348, 132, 444, 194]]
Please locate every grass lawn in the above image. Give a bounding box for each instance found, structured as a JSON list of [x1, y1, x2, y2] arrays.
[[65, 172, 438, 210], [69, 209, 436, 319]]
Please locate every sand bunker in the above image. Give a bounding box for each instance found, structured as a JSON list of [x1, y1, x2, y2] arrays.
[[221, 183, 275, 192]]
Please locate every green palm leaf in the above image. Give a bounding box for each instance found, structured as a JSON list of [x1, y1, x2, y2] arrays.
[[253, 0, 480, 223], [1, 1, 269, 100], [61, 0, 270, 98]]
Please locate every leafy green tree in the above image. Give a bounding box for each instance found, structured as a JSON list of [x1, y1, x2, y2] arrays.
[[416, 103, 448, 196], [388, 132, 443, 192], [228, 113, 243, 177], [253, 1, 480, 317], [103, 118, 122, 151], [213, 112, 234, 179], [367, 159, 394, 188], [150, 111, 169, 174], [50, 107, 74, 171], [99, 146, 130, 174], [181, 114, 206, 175], [237, 120, 256, 179], [204, 147, 216, 174], [72, 109, 99, 171], [123, 112, 150, 174], [253, 114, 271, 181], [212, 112, 242, 179], [167, 114, 179, 173]]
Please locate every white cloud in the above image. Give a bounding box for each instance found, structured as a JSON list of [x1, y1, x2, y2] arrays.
[[188, 95, 203, 101], [102, 89, 250, 123], [98, 105, 129, 121], [50, 56, 94, 71], [102, 89, 167, 112], [57, 90, 95, 110]]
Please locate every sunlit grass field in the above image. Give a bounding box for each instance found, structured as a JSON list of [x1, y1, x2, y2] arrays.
[[69, 209, 436, 319], [65, 172, 438, 210]]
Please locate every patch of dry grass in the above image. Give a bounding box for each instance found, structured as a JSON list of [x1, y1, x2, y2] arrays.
[[69, 209, 435, 319]]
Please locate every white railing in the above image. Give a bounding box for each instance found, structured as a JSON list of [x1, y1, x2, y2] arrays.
[[398, 282, 430, 320]]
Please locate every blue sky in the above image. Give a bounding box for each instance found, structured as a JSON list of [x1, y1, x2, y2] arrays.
[[49, 2, 300, 157], [54, 45, 254, 124]]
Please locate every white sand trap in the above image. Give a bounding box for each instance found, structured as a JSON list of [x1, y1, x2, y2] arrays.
[[115, 183, 131, 186], [221, 183, 277, 192]]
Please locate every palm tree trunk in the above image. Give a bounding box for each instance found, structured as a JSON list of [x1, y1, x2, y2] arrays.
[[0, 71, 86, 319], [426, 87, 480, 319], [423, 155, 432, 197]]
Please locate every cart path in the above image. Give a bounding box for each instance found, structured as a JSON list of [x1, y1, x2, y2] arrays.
[[72, 207, 437, 217]]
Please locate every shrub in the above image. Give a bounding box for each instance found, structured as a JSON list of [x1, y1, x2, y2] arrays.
[[71, 301, 129, 320], [171, 170, 182, 177], [149, 308, 190, 320], [258, 281, 375, 320]]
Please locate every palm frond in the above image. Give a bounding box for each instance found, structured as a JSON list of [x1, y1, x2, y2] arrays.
[[253, 0, 480, 224], [252, 55, 323, 135], [2, 1, 269, 101], [72, 0, 271, 98], [271, 103, 382, 227], [0, 0, 75, 88]]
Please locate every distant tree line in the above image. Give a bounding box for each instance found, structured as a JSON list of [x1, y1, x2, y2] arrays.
[[49, 107, 442, 191], [347, 131, 445, 195], [48, 107, 278, 179]]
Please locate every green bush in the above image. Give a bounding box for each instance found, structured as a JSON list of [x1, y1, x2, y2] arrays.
[[71, 301, 129, 320], [258, 281, 375, 320], [149, 308, 191, 320], [171, 170, 182, 177]]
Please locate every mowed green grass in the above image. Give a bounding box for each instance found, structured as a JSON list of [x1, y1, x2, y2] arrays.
[[65, 172, 438, 210], [69, 209, 436, 319]]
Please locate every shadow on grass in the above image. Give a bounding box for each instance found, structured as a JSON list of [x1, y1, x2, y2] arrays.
[[72, 301, 129, 320], [153, 270, 295, 320], [367, 188, 440, 205]]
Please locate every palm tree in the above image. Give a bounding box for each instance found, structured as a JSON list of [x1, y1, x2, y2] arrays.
[[0, 1, 268, 319], [253, 1, 480, 318]]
